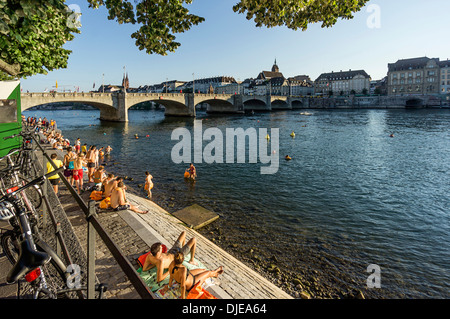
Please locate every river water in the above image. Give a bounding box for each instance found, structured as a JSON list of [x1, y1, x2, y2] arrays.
[[25, 108, 450, 298]]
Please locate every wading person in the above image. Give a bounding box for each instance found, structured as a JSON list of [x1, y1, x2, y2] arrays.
[[144, 171, 153, 199], [187, 163, 197, 180], [142, 231, 198, 284], [169, 252, 223, 299]]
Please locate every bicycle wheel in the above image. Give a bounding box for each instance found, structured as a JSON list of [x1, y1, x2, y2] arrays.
[[18, 177, 43, 210], [1, 230, 20, 265]]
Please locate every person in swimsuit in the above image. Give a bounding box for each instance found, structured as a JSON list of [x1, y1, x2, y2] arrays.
[[93, 165, 106, 187], [103, 176, 122, 198], [86, 145, 97, 182], [105, 145, 113, 156], [144, 171, 153, 199], [110, 181, 148, 215], [73, 153, 86, 194], [168, 252, 223, 299], [75, 138, 81, 154], [142, 231, 198, 283], [187, 163, 197, 180], [63, 146, 76, 186]]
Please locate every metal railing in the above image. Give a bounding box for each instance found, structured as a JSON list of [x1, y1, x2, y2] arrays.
[[31, 133, 155, 299]]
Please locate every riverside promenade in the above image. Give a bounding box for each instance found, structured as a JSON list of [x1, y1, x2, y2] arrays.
[[1, 140, 292, 299], [61, 184, 292, 299]]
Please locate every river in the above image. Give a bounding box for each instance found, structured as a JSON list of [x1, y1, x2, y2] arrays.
[[24, 107, 450, 299]]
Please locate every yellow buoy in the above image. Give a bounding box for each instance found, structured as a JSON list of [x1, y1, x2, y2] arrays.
[[266, 134, 270, 140], [290, 131, 295, 138]]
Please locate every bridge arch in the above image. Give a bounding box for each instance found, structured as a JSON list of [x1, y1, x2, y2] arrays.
[[243, 98, 269, 111], [405, 98, 423, 108], [20, 93, 122, 121], [271, 99, 290, 110], [128, 98, 189, 116], [291, 100, 304, 109], [195, 98, 236, 114]]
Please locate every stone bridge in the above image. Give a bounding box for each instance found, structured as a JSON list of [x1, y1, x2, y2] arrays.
[[20, 92, 310, 122]]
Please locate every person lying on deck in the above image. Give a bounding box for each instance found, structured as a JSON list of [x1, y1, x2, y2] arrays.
[[142, 231, 198, 284], [169, 252, 223, 299]]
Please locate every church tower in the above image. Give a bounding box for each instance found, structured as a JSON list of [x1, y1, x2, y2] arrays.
[[122, 72, 129, 91], [271, 59, 279, 73]]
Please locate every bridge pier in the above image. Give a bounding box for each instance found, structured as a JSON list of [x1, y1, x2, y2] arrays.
[[99, 92, 128, 122], [162, 94, 196, 117]]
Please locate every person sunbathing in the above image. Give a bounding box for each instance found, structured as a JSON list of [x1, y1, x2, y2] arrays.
[[142, 231, 198, 283], [168, 252, 223, 299], [110, 181, 148, 214]]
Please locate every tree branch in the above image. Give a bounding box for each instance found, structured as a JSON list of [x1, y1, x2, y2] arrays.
[[0, 58, 21, 76]]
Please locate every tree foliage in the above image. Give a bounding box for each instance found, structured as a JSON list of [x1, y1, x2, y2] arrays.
[[0, 0, 80, 79], [1, 0, 369, 78], [233, 0, 370, 30]]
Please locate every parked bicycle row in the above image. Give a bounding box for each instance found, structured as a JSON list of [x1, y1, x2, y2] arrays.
[[0, 127, 106, 299]]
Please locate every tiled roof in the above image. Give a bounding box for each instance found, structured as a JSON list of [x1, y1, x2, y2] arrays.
[[388, 57, 439, 71], [315, 70, 370, 81], [257, 71, 284, 80]]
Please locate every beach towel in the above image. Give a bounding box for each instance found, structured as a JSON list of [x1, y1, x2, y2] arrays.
[[99, 197, 111, 209], [89, 190, 103, 201], [187, 282, 218, 299]]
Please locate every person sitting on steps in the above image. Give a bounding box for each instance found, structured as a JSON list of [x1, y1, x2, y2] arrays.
[[169, 252, 223, 299], [142, 231, 198, 284]]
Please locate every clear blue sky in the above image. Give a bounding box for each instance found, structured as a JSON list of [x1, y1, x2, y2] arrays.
[[21, 0, 450, 92]]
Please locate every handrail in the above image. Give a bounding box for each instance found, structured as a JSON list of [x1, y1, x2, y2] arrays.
[[31, 134, 155, 299]]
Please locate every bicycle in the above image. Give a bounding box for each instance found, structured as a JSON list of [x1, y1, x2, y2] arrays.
[[3, 126, 40, 180], [0, 168, 106, 299], [0, 151, 42, 211]]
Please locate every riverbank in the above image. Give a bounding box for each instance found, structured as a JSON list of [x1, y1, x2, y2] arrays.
[[28, 108, 450, 299], [58, 132, 369, 299], [44, 127, 292, 299], [113, 175, 368, 299]]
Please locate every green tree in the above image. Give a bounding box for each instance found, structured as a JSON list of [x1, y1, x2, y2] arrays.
[[0, 0, 80, 79], [1, 0, 369, 78]]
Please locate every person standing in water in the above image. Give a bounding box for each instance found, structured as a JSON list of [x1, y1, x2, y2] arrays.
[[144, 171, 154, 199], [188, 163, 197, 180]]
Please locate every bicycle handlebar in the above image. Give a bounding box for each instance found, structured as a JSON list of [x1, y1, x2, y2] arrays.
[[3, 127, 38, 140]]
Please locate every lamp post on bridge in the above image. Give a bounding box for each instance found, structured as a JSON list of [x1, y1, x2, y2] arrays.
[[192, 73, 195, 96]]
